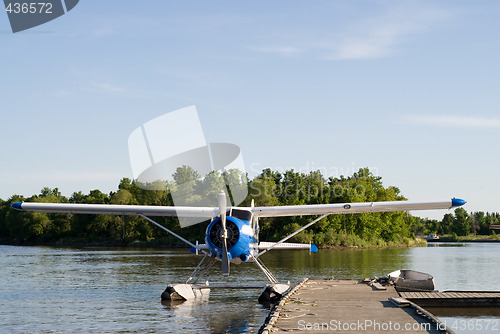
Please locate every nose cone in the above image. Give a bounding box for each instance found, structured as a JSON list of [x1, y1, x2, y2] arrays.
[[451, 198, 467, 208]]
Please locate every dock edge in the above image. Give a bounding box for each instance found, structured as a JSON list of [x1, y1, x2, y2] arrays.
[[258, 278, 309, 334]]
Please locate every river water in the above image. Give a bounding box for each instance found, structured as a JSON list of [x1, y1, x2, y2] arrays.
[[1, 243, 499, 333]]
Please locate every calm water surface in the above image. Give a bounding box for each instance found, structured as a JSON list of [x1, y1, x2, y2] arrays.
[[1, 243, 499, 333]]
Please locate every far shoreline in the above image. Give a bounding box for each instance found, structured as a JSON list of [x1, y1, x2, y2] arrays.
[[0, 238, 428, 249], [428, 238, 500, 243], [3, 237, 499, 249]]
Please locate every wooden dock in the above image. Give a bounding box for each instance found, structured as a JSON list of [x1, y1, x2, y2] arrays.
[[399, 291, 500, 307], [259, 279, 452, 334]]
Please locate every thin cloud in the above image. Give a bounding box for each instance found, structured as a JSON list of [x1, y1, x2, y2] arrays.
[[331, 4, 452, 60], [4, 171, 125, 182], [244, 45, 303, 57], [247, 3, 453, 60], [332, 22, 417, 60], [91, 82, 124, 93], [405, 115, 500, 128]]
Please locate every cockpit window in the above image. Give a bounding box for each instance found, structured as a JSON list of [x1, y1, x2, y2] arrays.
[[231, 208, 252, 221]]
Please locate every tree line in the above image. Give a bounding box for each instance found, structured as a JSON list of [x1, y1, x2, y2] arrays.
[[0, 167, 498, 247], [409, 209, 499, 238]]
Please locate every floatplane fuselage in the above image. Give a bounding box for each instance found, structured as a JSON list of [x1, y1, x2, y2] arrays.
[[12, 191, 466, 303]]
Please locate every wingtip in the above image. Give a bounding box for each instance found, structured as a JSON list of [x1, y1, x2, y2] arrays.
[[451, 198, 467, 208], [11, 202, 23, 210]]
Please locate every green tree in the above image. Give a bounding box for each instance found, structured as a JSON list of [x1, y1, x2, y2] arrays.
[[4, 167, 486, 247], [68, 189, 110, 241], [440, 213, 454, 235], [471, 211, 486, 235], [452, 208, 472, 236], [0, 198, 8, 238], [485, 213, 500, 235]]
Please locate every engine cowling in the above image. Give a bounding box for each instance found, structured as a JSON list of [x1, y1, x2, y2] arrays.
[[205, 216, 253, 262]]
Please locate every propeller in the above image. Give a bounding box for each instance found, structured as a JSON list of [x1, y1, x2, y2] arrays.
[[218, 190, 230, 277]]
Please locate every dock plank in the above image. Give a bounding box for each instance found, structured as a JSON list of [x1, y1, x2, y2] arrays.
[[396, 290, 500, 307], [371, 282, 387, 290], [265, 280, 446, 334]]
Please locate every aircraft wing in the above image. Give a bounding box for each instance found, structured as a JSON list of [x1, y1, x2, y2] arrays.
[[11, 202, 218, 218], [11, 198, 466, 220], [250, 198, 466, 218]]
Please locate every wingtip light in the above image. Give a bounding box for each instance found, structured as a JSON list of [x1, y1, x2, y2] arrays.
[[451, 198, 467, 208], [11, 202, 23, 211]]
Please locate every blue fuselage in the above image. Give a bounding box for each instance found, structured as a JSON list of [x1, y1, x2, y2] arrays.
[[205, 216, 257, 262]]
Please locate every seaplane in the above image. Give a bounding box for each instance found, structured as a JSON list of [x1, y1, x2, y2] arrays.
[[11, 192, 466, 303]]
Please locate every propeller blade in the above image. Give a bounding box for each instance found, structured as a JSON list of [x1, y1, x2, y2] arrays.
[[218, 190, 230, 276], [219, 190, 227, 231], [221, 236, 230, 276]]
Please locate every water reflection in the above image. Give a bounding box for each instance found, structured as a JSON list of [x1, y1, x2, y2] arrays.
[[428, 308, 500, 317], [263, 247, 411, 281], [161, 290, 266, 333], [1, 243, 499, 333]]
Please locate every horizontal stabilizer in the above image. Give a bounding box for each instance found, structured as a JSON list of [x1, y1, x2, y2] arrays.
[[258, 242, 318, 253]]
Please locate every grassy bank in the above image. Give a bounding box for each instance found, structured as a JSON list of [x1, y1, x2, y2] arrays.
[[316, 232, 427, 249], [430, 233, 500, 243], [1, 234, 427, 249]]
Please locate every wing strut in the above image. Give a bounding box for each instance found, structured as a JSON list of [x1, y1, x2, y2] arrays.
[[257, 214, 329, 258], [250, 254, 278, 284], [139, 214, 208, 255]]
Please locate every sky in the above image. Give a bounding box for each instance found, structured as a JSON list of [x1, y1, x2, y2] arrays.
[[1, 0, 499, 220]]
